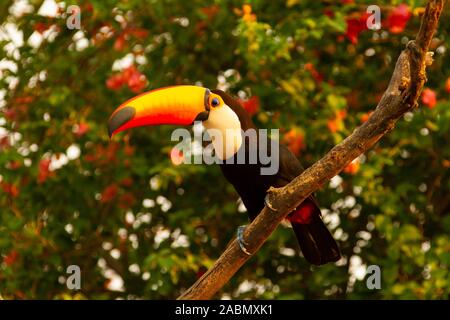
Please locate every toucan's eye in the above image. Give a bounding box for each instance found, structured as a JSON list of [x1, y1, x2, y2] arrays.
[[211, 98, 220, 107]]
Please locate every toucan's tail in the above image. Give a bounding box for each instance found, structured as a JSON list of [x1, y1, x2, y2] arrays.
[[288, 198, 341, 265]]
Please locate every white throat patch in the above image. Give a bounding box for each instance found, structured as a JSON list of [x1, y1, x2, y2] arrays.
[[202, 104, 242, 160]]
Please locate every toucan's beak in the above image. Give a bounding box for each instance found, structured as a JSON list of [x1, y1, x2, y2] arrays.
[[108, 85, 211, 137]]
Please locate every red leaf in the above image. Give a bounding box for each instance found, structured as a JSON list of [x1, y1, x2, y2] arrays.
[[84, 154, 96, 162], [445, 78, 450, 93], [304, 63, 324, 82], [101, 184, 118, 203], [238, 96, 260, 116], [360, 111, 373, 123], [323, 9, 334, 18], [119, 192, 136, 209], [38, 159, 52, 184], [124, 144, 135, 156], [8, 160, 22, 170], [74, 122, 89, 138], [421, 88, 437, 109], [3, 108, 17, 121], [33, 22, 51, 34], [327, 119, 339, 133], [128, 27, 149, 39], [122, 65, 137, 79], [345, 13, 369, 44], [283, 128, 305, 157], [127, 72, 146, 93], [0, 136, 9, 149], [4, 250, 19, 266], [120, 177, 133, 187], [201, 5, 220, 20], [344, 159, 360, 174], [114, 34, 127, 51], [1, 182, 19, 197], [387, 4, 411, 34], [106, 74, 125, 90], [122, 65, 147, 93], [14, 96, 34, 104], [82, 3, 93, 13], [337, 110, 347, 120]]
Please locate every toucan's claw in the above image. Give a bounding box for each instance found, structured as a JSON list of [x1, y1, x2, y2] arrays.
[[264, 194, 278, 211], [237, 225, 252, 256]]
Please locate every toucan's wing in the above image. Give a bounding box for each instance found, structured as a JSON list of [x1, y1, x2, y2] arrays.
[[274, 143, 305, 186], [274, 142, 322, 209]]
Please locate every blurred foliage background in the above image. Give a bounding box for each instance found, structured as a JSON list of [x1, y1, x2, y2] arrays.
[[0, 0, 449, 300]]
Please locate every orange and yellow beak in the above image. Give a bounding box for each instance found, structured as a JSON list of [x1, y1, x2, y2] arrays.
[[108, 85, 211, 137]]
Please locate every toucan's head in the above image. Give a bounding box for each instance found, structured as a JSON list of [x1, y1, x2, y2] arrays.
[[108, 85, 250, 159]]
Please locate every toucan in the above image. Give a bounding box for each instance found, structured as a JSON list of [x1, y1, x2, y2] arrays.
[[108, 85, 341, 265]]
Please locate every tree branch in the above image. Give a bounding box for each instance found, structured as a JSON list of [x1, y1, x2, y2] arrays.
[[178, 0, 445, 300]]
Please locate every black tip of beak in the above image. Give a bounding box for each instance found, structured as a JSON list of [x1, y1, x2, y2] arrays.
[[108, 106, 136, 138]]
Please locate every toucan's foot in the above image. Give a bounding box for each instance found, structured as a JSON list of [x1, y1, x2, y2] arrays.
[[264, 194, 278, 211], [237, 225, 252, 256]]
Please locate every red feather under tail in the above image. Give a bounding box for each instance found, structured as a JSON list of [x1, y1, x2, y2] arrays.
[[287, 198, 341, 265]]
